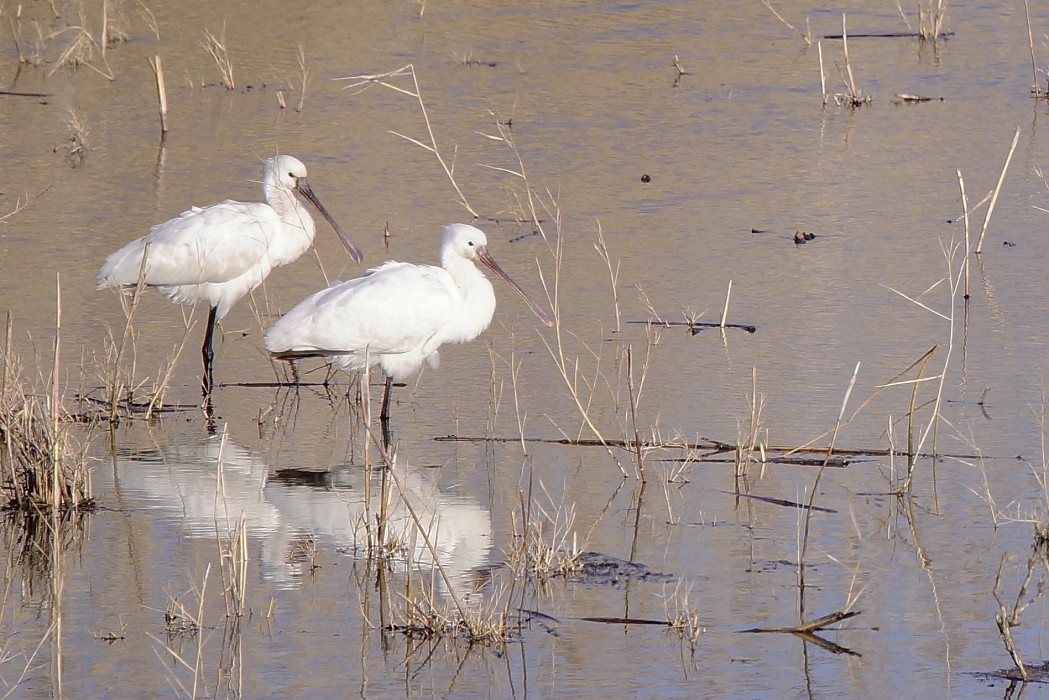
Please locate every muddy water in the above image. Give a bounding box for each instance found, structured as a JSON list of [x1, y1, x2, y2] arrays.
[[3, 0, 1049, 696]]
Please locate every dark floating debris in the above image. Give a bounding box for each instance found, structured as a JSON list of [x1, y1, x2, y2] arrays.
[[627, 319, 757, 334], [894, 93, 944, 103], [641, 173, 651, 183], [793, 230, 816, 245], [822, 31, 954, 40], [564, 552, 673, 587], [0, 90, 53, 97], [971, 661, 1049, 684], [579, 616, 670, 626], [725, 491, 839, 513], [1002, 241, 1017, 247]]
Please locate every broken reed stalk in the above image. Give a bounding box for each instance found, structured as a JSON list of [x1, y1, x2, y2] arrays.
[[720, 280, 732, 328], [1024, 0, 1041, 96], [148, 55, 168, 134], [975, 126, 1020, 254], [296, 45, 309, 111], [841, 15, 859, 102], [818, 42, 827, 107]]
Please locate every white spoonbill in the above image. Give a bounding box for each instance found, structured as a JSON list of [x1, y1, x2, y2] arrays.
[[264, 223, 553, 428], [97, 155, 364, 394]]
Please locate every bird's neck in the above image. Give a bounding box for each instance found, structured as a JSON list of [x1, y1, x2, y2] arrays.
[[263, 182, 300, 218], [444, 258, 496, 342]]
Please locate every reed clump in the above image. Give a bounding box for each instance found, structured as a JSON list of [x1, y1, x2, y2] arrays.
[[0, 322, 93, 513]]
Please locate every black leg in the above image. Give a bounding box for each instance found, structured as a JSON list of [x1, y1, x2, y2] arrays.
[[380, 374, 393, 450], [201, 306, 218, 396]]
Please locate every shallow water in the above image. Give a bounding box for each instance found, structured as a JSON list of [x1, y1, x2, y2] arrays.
[[3, 0, 1049, 697]]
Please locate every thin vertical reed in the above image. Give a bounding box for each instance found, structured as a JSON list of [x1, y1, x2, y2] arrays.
[[1024, 0, 1040, 96], [957, 169, 970, 297]]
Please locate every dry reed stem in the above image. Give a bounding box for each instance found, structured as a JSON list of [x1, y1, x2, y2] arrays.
[[1, 315, 92, 512], [835, 14, 869, 107], [917, 1, 948, 40], [761, 0, 812, 44], [478, 112, 630, 475], [47, 24, 114, 79], [719, 280, 732, 328], [148, 55, 168, 134], [338, 65, 478, 217], [818, 42, 827, 107], [296, 45, 309, 112], [1024, 0, 1041, 96], [797, 362, 859, 599], [990, 548, 1049, 681], [957, 170, 970, 297], [975, 127, 1020, 254], [201, 23, 235, 90], [107, 242, 150, 423]]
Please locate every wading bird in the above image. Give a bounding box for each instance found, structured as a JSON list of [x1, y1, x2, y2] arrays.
[[264, 223, 553, 440], [97, 155, 364, 395]]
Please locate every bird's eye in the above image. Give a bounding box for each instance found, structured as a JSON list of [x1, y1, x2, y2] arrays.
[[467, 240, 475, 247], [287, 172, 295, 178]]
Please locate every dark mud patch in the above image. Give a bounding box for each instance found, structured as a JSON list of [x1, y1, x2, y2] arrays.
[[970, 662, 1049, 684], [563, 551, 673, 587]]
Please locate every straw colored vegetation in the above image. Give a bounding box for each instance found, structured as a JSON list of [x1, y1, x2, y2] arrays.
[[1, 317, 92, 514]]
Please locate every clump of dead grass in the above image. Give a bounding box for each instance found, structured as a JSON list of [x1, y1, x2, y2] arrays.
[[1, 315, 93, 513]]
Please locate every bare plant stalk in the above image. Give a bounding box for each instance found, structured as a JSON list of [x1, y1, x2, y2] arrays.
[[594, 221, 621, 334], [975, 127, 1021, 254], [842, 15, 857, 99], [799, 363, 860, 577], [1024, 0, 1040, 96], [339, 65, 478, 217], [818, 41, 827, 107], [720, 280, 732, 328], [296, 45, 309, 111], [761, 0, 812, 44], [202, 23, 235, 90], [148, 55, 168, 133], [626, 347, 644, 481], [957, 170, 970, 297], [51, 274, 62, 509], [109, 242, 150, 423], [476, 111, 626, 475]]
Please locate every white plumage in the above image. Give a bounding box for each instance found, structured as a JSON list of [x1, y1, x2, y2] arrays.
[[265, 223, 553, 423], [97, 155, 363, 392]]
